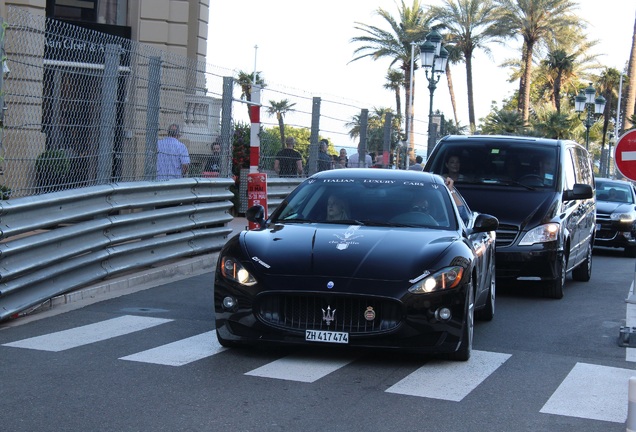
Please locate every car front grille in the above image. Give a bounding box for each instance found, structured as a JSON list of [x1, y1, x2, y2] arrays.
[[496, 224, 519, 247], [257, 293, 403, 334], [595, 213, 616, 240]]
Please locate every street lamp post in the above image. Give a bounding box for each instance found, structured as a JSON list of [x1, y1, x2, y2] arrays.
[[420, 30, 448, 159], [574, 83, 606, 151]]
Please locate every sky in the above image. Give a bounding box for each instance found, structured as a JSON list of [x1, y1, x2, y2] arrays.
[[207, 0, 636, 155]]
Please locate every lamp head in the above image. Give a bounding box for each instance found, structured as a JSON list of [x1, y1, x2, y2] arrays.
[[585, 83, 596, 104], [575, 92, 586, 113], [420, 41, 435, 68], [595, 95, 606, 115]]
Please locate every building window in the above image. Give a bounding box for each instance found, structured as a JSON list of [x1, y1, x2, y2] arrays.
[[46, 0, 128, 26]]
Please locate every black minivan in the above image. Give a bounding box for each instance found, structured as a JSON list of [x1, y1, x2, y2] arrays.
[[424, 135, 595, 298]]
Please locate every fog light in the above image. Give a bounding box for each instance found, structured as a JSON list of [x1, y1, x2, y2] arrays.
[[222, 296, 237, 310], [435, 307, 452, 321]]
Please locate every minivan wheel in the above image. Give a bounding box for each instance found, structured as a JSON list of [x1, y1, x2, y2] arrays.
[[544, 253, 566, 299], [572, 241, 592, 282], [476, 263, 495, 321]]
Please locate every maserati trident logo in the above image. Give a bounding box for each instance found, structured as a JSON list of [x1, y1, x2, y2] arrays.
[[322, 305, 336, 326]]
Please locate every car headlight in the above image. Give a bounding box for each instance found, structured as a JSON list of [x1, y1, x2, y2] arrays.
[[408, 266, 464, 294], [610, 212, 636, 223], [518, 223, 559, 245], [220, 256, 257, 286]]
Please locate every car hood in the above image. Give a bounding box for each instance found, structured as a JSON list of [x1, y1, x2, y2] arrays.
[[457, 186, 557, 229], [597, 200, 636, 215], [241, 223, 456, 280]]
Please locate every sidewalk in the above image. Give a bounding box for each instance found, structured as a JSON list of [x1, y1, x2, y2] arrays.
[[1, 216, 250, 327]]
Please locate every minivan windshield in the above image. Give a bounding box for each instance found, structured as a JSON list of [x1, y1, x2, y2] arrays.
[[428, 142, 559, 189]]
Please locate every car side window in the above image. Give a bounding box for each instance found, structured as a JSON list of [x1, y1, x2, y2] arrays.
[[563, 149, 576, 191]]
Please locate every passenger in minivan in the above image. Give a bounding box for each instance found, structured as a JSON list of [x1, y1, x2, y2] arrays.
[[443, 154, 465, 182]]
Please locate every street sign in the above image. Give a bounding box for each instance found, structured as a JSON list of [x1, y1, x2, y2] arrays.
[[614, 129, 636, 181]]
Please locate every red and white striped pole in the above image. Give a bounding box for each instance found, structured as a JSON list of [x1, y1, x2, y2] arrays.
[[247, 84, 267, 229]]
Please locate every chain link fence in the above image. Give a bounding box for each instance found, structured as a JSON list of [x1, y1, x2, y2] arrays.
[[0, 7, 401, 201]]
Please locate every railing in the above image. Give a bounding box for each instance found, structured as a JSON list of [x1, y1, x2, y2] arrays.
[[0, 178, 234, 321]]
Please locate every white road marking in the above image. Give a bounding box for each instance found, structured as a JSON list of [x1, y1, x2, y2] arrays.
[[245, 352, 356, 383], [119, 331, 225, 366], [540, 362, 634, 423], [2, 315, 172, 352], [385, 350, 511, 401]]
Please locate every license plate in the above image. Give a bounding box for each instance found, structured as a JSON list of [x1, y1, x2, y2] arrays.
[[596, 223, 601, 231], [305, 329, 349, 344]]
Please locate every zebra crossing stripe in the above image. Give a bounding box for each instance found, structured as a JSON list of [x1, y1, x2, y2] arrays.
[[1, 315, 172, 352], [245, 352, 356, 383], [540, 362, 634, 423], [119, 331, 225, 366], [385, 350, 511, 401]]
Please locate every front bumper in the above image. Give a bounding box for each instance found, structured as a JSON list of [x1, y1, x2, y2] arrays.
[[494, 243, 561, 284], [214, 281, 471, 355]]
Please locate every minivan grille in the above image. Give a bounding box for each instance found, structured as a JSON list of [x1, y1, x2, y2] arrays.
[[496, 224, 519, 247], [257, 293, 403, 334]]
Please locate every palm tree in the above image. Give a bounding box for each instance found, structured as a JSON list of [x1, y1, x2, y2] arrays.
[[537, 27, 601, 113], [350, 0, 431, 156], [235, 70, 266, 116], [267, 99, 296, 145], [598, 68, 621, 174], [624, 12, 636, 131], [542, 49, 575, 113], [493, 0, 579, 123], [345, 107, 401, 155], [430, 0, 500, 132], [481, 108, 527, 135], [530, 104, 576, 139], [383, 69, 405, 129], [442, 42, 463, 127]]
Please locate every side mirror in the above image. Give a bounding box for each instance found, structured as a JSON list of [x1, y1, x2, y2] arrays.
[[563, 183, 594, 201], [246, 205, 266, 229], [469, 213, 499, 234]]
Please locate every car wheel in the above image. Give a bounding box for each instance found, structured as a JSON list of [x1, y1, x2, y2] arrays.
[[544, 253, 566, 299], [625, 246, 636, 258], [572, 241, 592, 282], [448, 285, 474, 361], [476, 263, 495, 321]]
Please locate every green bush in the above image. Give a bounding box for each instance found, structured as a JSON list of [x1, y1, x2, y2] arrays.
[[35, 149, 71, 177]]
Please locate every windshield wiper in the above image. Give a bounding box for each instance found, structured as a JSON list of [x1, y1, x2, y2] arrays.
[[278, 218, 314, 223], [498, 180, 536, 190]]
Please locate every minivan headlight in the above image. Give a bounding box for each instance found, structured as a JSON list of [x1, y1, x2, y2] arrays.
[[220, 256, 257, 286], [408, 266, 464, 293], [518, 223, 559, 245]]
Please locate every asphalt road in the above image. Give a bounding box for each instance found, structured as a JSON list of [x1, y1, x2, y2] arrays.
[[0, 242, 634, 432]]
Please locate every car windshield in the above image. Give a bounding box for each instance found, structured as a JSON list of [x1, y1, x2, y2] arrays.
[[428, 141, 559, 189], [271, 177, 458, 230], [596, 181, 634, 203]]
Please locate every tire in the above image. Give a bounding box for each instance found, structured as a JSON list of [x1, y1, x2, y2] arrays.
[[544, 252, 566, 299], [476, 262, 495, 321], [625, 246, 636, 258], [572, 241, 592, 282], [448, 285, 474, 361]]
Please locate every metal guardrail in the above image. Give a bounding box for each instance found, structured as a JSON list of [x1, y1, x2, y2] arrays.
[[0, 178, 235, 321]]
